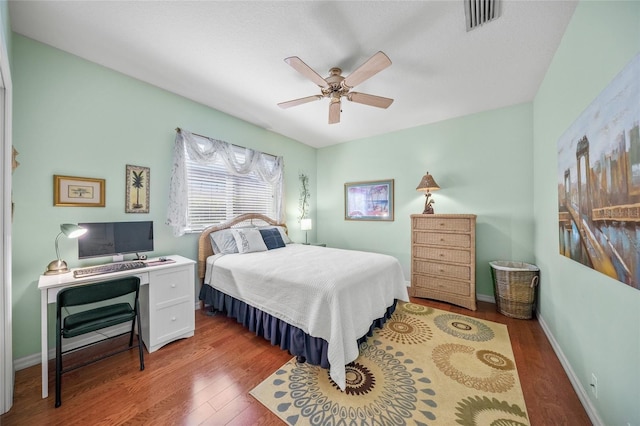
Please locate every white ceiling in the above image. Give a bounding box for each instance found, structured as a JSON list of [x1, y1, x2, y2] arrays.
[[9, 0, 578, 148]]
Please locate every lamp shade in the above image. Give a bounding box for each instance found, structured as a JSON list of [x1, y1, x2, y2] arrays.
[[44, 223, 87, 275], [300, 218, 312, 231], [416, 172, 440, 192], [61, 223, 88, 239]]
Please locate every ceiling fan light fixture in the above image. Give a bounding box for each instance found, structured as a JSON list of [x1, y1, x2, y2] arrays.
[[279, 51, 393, 125]]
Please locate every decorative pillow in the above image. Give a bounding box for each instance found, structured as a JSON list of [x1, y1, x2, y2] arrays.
[[232, 228, 268, 254], [210, 230, 239, 254], [258, 225, 292, 244], [259, 228, 286, 250]]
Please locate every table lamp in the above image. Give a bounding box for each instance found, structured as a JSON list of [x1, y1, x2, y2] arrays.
[[300, 218, 312, 245], [416, 172, 440, 214], [44, 223, 88, 275]]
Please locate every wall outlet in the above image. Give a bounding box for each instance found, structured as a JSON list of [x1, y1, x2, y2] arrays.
[[590, 373, 598, 399]]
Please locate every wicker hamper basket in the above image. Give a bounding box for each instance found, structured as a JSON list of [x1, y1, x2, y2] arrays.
[[490, 261, 539, 319]]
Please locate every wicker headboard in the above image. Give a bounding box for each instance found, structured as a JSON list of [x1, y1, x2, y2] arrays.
[[197, 213, 287, 280]]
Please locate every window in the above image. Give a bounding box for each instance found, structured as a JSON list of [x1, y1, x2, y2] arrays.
[[167, 129, 283, 237], [184, 144, 278, 232]]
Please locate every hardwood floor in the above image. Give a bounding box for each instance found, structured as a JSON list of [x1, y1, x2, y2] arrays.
[[1, 298, 591, 425]]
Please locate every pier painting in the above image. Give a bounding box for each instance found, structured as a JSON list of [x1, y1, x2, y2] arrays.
[[557, 53, 640, 290]]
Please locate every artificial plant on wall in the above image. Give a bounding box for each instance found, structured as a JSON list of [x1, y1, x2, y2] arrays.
[[298, 171, 310, 222]]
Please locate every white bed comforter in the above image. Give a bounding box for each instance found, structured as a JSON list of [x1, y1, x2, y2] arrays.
[[204, 244, 409, 390]]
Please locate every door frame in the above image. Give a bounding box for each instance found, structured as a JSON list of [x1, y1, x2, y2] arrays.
[[0, 15, 13, 414]]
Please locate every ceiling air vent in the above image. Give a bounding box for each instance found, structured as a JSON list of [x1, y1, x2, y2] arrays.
[[464, 0, 500, 31]]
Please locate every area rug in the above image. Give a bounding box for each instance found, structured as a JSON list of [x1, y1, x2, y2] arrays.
[[250, 301, 530, 425]]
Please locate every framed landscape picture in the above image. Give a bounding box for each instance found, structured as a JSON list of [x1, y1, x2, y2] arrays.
[[53, 175, 105, 207], [345, 179, 394, 221]]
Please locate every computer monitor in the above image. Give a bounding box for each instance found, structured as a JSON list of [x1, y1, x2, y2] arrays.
[[77, 221, 154, 261]]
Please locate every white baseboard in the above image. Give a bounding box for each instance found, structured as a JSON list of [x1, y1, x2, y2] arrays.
[[15, 304, 202, 372], [14, 323, 132, 371], [537, 313, 603, 426], [13, 352, 41, 371]]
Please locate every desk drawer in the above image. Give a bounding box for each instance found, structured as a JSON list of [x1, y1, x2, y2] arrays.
[[153, 300, 194, 344], [149, 267, 192, 305]]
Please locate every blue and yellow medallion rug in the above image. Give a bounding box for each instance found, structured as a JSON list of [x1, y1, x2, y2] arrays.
[[250, 302, 529, 425]]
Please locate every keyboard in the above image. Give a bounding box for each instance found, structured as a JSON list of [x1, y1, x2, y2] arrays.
[[73, 261, 146, 278]]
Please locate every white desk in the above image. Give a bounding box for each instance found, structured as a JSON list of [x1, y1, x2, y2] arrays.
[[37, 255, 196, 398]]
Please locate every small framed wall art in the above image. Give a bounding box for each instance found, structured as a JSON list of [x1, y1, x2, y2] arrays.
[[125, 164, 150, 213], [345, 179, 394, 221], [53, 175, 105, 207]]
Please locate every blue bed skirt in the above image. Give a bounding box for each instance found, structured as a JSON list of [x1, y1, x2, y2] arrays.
[[199, 284, 397, 368]]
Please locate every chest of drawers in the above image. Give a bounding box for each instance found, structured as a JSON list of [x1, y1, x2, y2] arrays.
[[410, 214, 477, 310]]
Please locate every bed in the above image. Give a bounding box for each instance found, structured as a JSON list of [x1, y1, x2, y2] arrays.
[[197, 213, 409, 390]]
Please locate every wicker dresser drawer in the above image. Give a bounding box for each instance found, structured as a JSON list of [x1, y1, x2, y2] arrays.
[[414, 232, 471, 248], [412, 217, 471, 232], [413, 274, 471, 297], [413, 260, 471, 280], [413, 245, 471, 264], [410, 214, 477, 310]]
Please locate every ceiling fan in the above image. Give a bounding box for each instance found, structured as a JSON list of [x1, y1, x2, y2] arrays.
[[277, 51, 394, 124]]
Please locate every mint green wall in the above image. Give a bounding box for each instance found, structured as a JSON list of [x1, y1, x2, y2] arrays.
[[0, 1, 10, 66], [533, 2, 639, 425], [317, 103, 534, 297], [11, 35, 316, 358]]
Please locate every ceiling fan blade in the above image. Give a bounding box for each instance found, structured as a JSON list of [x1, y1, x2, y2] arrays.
[[277, 95, 323, 109], [284, 57, 329, 89], [343, 51, 392, 88], [328, 98, 341, 124], [347, 92, 394, 109]]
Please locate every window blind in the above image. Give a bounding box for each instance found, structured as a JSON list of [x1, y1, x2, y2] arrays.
[[184, 145, 277, 232]]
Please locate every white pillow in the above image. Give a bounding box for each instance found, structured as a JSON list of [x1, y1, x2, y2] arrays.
[[232, 228, 268, 254], [210, 230, 238, 254]]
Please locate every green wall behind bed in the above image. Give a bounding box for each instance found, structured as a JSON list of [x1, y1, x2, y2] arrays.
[[316, 103, 535, 298], [11, 34, 317, 358]]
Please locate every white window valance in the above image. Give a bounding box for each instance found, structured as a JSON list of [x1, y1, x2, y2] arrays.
[[166, 129, 284, 236]]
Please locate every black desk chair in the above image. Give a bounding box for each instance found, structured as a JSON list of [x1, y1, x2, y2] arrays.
[[55, 276, 145, 407]]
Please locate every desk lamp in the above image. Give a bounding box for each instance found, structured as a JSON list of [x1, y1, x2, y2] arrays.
[[416, 172, 440, 214], [44, 224, 87, 275], [300, 218, 312, 245]]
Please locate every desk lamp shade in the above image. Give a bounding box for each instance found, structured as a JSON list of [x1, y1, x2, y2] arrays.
[[416, 172, 440, 214], [44, 224, 88, 275], [300, 218, 312, 244]]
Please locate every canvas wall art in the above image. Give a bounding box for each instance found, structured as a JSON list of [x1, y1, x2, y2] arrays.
[[557, 53, 639, 290]]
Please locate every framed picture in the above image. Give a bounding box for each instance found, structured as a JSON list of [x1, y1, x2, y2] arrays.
[[125, 164, 150, 213], [53, 175, 105, 207], [345, 179, 394, 221]]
